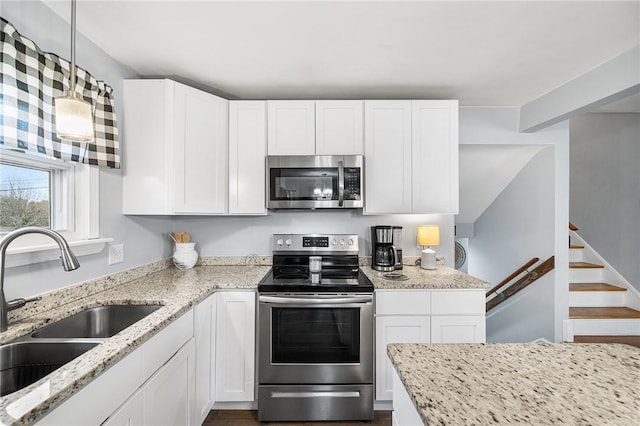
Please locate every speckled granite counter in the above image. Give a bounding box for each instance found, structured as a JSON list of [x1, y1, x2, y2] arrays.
[[363, 264, 489, 289], [0, 261, 270, 426], [387, 342, 640, 425]]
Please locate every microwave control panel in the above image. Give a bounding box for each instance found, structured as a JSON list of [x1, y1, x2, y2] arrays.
[[344, 168, 362, 200]]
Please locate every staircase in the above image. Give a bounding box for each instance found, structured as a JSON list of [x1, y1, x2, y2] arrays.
[[565, 224, 640, 348]]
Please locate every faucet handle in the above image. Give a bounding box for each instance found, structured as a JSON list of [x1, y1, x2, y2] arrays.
[[7, 296, 42, 311]]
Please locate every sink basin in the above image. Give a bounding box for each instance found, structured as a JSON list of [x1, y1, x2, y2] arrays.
[[0, 341, 100, 397], [31, 304, 162, 339]]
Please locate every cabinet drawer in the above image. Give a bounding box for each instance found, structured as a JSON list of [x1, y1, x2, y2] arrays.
[[431, 290, 484, 315], [375, 291, 430, 315], [142, 309, 194, 379]]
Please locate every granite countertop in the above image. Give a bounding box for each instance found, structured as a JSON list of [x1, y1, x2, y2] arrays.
[[0, 262, 270, 426], [387, 342, 640, 425], [363, 264, 489, 290]]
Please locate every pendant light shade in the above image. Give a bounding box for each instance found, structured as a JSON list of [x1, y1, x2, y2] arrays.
[[55, 0, 95, 142], [55, 92, 94, 142]]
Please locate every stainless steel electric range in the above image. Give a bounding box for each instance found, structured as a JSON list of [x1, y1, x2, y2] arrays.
[[257, 234, 374, 422]]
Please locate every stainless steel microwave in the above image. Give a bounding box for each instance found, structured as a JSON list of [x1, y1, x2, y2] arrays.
[[267, 155, 363, 209]]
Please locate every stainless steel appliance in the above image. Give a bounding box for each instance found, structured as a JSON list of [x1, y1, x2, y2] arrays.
[[267, 155, 363, 209], [392, 226, 403, 270], [258, 234, 374, 422], [371, 226, 398, 272]]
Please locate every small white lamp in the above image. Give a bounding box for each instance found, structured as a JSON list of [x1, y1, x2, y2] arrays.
[[417, 225, 440, 270], [54, 0, 94, 142]]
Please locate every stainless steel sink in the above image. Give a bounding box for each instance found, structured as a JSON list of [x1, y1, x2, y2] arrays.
[[0, 341, 100, 397], [31, 304, 162, 339]]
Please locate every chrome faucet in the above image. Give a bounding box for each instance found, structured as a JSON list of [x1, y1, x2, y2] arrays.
[[0, 227, 80, 332]]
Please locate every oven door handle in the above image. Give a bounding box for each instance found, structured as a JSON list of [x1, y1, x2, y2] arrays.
[[338, 159, 345, 207], [258, 295, 372, 305]]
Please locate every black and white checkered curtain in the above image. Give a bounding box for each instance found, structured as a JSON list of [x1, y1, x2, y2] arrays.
[[0, 17, 120, 168]]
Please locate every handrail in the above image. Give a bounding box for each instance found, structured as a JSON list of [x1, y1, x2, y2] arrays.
[[486, 257, 539, 297], [486, 256, 555, 312], [569, 222, 578, 231]]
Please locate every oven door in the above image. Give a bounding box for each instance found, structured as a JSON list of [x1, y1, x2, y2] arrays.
[[258, 294, 373, 384]]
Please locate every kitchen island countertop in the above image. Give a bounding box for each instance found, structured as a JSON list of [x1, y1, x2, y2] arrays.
[[363, 264, 489, 290], [387, 342, 640, 425]]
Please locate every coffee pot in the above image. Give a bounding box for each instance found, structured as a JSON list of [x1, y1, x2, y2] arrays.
[[371, 226, 398, 272]]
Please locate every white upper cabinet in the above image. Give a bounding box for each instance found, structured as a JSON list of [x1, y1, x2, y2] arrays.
[[229, 101, 267, 215], [122, 79, 228, 215], [411, 100, 459, 214], [364, 100, 413, 214], [315, 101, 363, 155], [267, 101, 316, 155], [364, 100, 458, 214], [267, 100, 363, 155]]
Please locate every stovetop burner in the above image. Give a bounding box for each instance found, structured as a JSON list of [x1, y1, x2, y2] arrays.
[[259, 233, 374, 293]]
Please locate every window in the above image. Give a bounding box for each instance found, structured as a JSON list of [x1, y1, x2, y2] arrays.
[[0, 147, 107, 266]]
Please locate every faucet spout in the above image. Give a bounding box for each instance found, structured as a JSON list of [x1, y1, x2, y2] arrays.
[[0, 227, 80, 332]]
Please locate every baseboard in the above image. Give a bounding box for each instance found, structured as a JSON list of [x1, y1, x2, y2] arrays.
[[212, 401, 258, 410]]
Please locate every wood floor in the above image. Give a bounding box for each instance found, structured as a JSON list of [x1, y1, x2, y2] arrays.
[[203, 410, 392, 426], [574, 335, 640, 348]]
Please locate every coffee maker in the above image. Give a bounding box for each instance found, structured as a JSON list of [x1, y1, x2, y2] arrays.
[[371, 226, 398, 272], [392, 226, 403, 270]]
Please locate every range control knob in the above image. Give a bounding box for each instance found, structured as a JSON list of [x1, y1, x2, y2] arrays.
[[347, 239, 354, 246], [285, 239, 292, 246], [276, 238, 284, 246], [339, 239, 345, 246], [332, 238, 337, 246]]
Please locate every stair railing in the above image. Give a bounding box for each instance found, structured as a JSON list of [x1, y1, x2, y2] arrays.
[[486, 256, 555, 312]]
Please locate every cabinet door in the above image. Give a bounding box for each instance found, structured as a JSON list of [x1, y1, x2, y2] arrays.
[[364, 101, 412, 214], [229, 101, 267, 215], [267, 101, 315, 155], [375, 316, 429, 401], [173, 83, 228, 214], [143, 339, 196, 426], [215, 292, 256, 402], [103, 389, 143, 426], [316, 101, 363, 155], [431, 316, 486, 343], [195, 294, 216, 425], [122, 79, 171, 214], [411, 100, 458, 213]]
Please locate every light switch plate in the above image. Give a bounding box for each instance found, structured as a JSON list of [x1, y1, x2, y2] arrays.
[[108, 243, 124, 265]]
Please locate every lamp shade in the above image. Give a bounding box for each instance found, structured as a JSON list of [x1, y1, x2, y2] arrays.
[[55, 92, 94, 142], [417, 225, 440, 247]]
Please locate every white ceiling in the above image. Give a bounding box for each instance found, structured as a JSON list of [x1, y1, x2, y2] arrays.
[[42, 0, 640, 107]]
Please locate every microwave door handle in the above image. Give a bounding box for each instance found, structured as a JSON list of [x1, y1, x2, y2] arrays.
[[338, 160, 344, 207]]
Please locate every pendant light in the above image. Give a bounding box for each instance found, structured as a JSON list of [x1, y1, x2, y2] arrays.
[[55, 0, 94, 142]]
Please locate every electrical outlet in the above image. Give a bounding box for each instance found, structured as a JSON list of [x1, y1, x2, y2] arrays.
[[108, 243, 124, 265]]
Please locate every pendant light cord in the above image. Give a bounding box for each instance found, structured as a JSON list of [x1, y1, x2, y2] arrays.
[[69, 0, 77, 97]]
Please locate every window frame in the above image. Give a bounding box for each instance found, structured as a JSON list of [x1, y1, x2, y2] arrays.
[[0, 149, 110, 267]]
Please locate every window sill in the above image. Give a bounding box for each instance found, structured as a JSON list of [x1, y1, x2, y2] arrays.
[[4, 238, 114, 268]]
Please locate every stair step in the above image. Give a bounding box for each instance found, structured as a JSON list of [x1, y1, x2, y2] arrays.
[[574, 335, 640, 349], [570, 262, 604, 269], [569, 244, 584, 249], [570, 283, 626, 292], [570, 307, 640, 319]]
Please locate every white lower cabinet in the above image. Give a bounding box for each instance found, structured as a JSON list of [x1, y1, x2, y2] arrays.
[[194, 293, 217, 423], [143, 339, 196, 426], [375, 289, 485, 403], [103, 388, 143, 426], [375, 316, 430, 401], [215, 291, 256, 402]]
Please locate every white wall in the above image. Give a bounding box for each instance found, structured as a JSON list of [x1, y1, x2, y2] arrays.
[[459, 107, 570, 342], [570, 113, 640, 291], [470, 147, 555, 342]]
